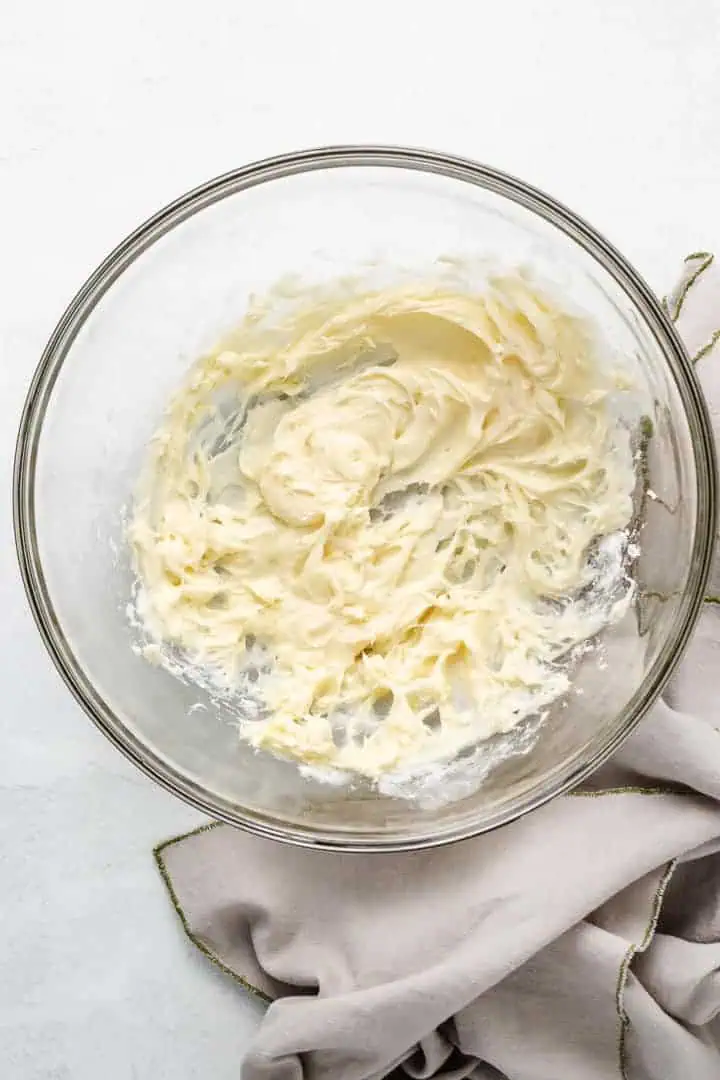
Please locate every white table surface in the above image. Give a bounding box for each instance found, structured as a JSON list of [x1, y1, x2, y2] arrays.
[[1, 1, 719, 1075]]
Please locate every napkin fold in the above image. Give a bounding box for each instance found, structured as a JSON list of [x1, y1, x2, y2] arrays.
[[155, 256, 720, 1080]]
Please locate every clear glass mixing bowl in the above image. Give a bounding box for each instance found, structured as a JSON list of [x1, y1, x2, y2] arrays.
[[14, 146, 717, 850]]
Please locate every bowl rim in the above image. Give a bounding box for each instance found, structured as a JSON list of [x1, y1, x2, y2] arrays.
[[13, 144, 718, 851]]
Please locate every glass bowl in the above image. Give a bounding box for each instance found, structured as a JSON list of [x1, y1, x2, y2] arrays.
[[14, 146, 716, 851]]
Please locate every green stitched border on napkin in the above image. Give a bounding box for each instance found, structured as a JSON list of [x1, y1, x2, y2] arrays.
[[616, 859, 678, 1080], [154, 822, 272, 1005], [662, 251, 714, 322]]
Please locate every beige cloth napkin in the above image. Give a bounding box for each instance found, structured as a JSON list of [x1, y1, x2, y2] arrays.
[[156, 257, 720, 1080]]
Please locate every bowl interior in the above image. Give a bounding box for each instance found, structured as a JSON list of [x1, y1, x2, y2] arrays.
[[18, 150, 714, 848]]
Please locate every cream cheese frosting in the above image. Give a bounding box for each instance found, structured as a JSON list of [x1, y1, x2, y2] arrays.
[[129, 275, 636, 777]]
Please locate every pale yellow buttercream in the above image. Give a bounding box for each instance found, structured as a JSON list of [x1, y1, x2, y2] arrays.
[[129, 275, 635, 777]]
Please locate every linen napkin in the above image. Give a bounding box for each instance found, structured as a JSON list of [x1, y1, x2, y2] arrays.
[[155, 256, 720, 1080]]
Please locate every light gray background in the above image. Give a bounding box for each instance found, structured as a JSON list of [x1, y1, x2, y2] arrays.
[[1, 1, 719, 1076]]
